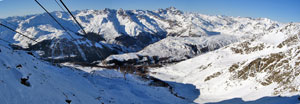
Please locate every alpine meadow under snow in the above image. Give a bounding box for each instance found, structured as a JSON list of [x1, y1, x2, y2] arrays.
[[0, 7, 300, 104]]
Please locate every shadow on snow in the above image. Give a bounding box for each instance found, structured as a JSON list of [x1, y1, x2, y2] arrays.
[[206, 95, 300, 104]]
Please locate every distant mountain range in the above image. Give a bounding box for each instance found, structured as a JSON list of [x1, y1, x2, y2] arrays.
[[0, 7, 279, 64], [0, 7, 300, 104]]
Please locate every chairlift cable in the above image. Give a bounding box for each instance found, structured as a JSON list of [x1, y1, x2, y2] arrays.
[[36, 0, 105, 62], [0, 20, 18, 28], [34, 0, 76, 41], [0, 23, 38, 43], [59, 0, 107, 60], [54, 0, 81, 31], [59, 0, 88, 36], [0, 20, 35, 37]]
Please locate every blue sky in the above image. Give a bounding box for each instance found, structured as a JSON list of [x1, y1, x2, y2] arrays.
[[0, 0, 299, 23]]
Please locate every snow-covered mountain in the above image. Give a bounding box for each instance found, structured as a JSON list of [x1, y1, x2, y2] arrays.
[[151, 23, 300, 103], [0, 7, 279, 64], [0, 41, 198, 104], [104, 35, 237, 66], [1, 7, 300, 104]]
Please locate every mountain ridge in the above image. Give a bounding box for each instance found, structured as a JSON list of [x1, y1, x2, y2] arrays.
[[1, 7, 300, 104], [150, 22, 300, 103]]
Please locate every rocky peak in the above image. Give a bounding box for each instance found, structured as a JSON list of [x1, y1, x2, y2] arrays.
[[157, 7, 183, 15]]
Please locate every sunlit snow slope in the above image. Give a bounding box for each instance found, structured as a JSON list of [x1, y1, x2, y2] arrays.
[[0, 42, 197, 104], [1, 7, 300, 104], [151, 23, 300, 103]]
